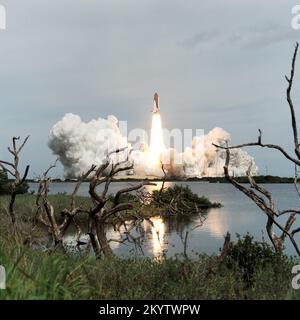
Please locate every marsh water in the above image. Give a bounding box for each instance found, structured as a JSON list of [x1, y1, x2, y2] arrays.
[[29, 182, 300, 258]]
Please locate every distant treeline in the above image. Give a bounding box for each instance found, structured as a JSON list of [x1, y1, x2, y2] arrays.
[[22, 175, 296, 184], [197, 175, 295, 184]]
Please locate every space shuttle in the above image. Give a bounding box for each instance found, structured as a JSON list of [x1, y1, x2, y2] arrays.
[[152, 92, 159, 114]]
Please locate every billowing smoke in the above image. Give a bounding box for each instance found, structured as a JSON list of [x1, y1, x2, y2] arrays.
[[48, 113, 130, 177], [48, 113, 258, 178]]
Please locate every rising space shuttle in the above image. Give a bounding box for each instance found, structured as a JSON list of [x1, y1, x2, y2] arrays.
[[152, 92, 159, 114]]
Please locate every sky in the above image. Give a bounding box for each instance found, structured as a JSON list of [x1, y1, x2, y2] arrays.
[[0, 0, 300, 178]]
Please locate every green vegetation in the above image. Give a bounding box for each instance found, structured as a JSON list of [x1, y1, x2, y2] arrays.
[[0, 187, 298, 300], [150, 185, 221, 225], [0, 170, 29, 196], [223, 234, 291, 286], [0, 224, 299, 299], [0, 194, 92, 224], [152, 185, 221, 209], [0, 186, 217, 226], [0, 171, 11, 195]]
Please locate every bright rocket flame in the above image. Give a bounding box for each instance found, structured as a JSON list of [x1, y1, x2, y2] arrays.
[[149, 113, 165, 165]]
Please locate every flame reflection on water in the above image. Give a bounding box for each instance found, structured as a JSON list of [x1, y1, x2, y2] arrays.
[[144, 216, 167, 258], [203, 209, 230, 238], [144, 181, 173, 193]]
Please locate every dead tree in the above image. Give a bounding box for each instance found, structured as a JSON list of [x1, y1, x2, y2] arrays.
[[87, 148, 155, 257], [214, 43, 300, 256], [35, 161, 95, 249], [36, 148, 154, 257], [0, 136, 30, 224]]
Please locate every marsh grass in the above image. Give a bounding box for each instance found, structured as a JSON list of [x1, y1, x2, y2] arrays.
[[0, 194, 300, 300], [0, 194, 163, 224], [0, 225, 299, 300], [0, 244, 299, 300], [0, 194, 93, 224]]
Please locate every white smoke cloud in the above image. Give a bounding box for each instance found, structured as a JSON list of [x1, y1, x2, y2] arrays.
[[48, 113, 258, 178], [48, 113, 130, 177]]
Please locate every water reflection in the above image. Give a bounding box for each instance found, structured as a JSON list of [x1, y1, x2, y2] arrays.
[[63, 209, 225, 258], [143, 217, 167, 258], [203, 209, 230, 238], [106, 227, 123, 250], [144, 181, 173, 193], [64, 211, 218, 258], [49, 182, 300, 257]]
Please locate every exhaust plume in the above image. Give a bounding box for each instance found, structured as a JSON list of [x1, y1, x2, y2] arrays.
[[48, 113, 258, 178]]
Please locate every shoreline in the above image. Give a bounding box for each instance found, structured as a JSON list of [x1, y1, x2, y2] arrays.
[[25, 175, 297, 184]]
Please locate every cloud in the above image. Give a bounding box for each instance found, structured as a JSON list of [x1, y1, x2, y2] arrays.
[[0, 0, 297, 178], [178, 30, 220, 48], [180, 23, 298, 50], [228, 24, 298, 49]]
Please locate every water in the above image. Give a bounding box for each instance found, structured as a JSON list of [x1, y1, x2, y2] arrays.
[[28, 182, 300, 257]]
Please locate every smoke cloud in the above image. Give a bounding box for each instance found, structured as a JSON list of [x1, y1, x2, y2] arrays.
[[48, 113, 129, 177], [48, 113, 258, 178]]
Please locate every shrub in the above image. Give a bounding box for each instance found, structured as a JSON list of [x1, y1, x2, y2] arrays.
[[152, 185, 221, 209], [0, 170, 29, 195], [223, 234, 287, 286], [0, 170, 10, 195]]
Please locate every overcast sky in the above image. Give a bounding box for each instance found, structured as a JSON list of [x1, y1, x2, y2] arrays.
[[1, 0, 300, 177]]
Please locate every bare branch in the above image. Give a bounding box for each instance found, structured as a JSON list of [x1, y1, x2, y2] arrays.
[[17, 135, 30, 154], [71, 165, 96, 211], [113, 182, 156, 207], [213, 129, 300, 166], [294, 164, 300, 198], [286, 42, 300, 158], [246, 164, 275, 211], [222, 148, 300, 256], [0, 160, 15, 168]]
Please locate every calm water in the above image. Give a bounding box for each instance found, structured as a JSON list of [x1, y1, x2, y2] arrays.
[[28, 182, 300, 257]]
